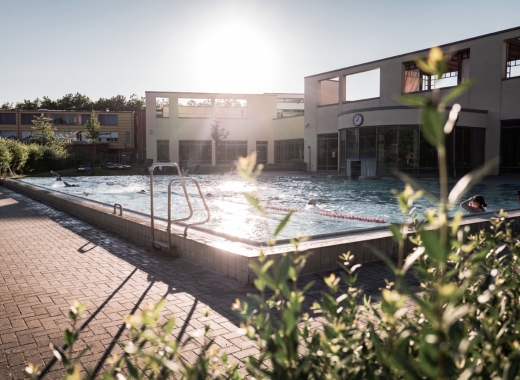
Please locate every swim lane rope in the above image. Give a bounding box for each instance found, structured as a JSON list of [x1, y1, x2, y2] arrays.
[[263, 204, 386, 224]]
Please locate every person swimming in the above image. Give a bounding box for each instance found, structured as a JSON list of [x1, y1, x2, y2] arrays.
[[307, 199, 317, 206], [50, 170, 62, 181], [136, 189, 148, 195], [460, 195, 487, 213], [64, 182, 79, 187]]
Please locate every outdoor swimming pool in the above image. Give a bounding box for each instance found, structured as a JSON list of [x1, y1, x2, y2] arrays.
[[19, 175, 520, 241]]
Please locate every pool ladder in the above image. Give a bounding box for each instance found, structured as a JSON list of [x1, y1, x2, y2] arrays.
[[148, 162, 211, 251]]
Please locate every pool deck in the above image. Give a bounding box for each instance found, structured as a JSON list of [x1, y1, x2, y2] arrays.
[[0, 185, 418, 379]]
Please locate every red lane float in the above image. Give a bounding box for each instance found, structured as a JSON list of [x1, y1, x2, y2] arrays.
[[263, 205, 386, 224]]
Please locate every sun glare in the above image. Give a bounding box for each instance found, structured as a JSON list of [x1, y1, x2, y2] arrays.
[[189, 22, 275, 92]]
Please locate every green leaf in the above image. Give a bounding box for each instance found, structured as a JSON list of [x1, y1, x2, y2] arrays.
[[421, 105, 446, 148], [399, 94, 426, 107], [126, 360, 139, 378], [389, 224, 404, 244], [273, 211, 293, 238], [243, 192, 263, 213], [420, 230, 447, 262], [164, 318, 176, 335], [402, 247, 425, 273], [440, 79, 473, 107], [64, 329, 75, 346], [447, 157, 499, 206]]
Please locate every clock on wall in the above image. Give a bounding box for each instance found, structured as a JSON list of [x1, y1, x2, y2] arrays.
[[353, 113, 363, 126]]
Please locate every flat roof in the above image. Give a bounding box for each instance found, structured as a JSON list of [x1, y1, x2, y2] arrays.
[[305, 25, 520, 79]]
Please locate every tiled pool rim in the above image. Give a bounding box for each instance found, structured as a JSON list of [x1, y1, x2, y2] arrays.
[[4, 178, 520, 284]]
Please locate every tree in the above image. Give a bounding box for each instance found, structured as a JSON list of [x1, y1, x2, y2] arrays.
[[83, 110, 101, 173], [1, 102, 13, 110], [210, 120, 229, 163], [30, 114, 59, 146]]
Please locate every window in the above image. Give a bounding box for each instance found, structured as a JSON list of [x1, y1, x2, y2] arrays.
[[157, 140, 170, 161], [51, 114, 82, 125], [82, 114, 91, 124], [506, 38, 520, 78], [345, 128, 359, 159], [0, 131, 17, 138], [215, 99, 247, 119], [500, 120, 520, 173], [125, 132, 131, 144], [404, 50, 470, 92], [274, 139, 304, 165], [216, 140, 247, 165], [156, 97, 170, 118], [0, 113, 16, 124], [345, 69, 380, 101], [98, 114, 118, 126], [179, 140, 212, 165], [256, 141, 268, 165], [53, 131, 77, 143], [319, 77, 339, 105], [178, 98, 211, 118], [99, 132, 119, 142], [317, 133, 338, 170], [21, 114, 40, 125]]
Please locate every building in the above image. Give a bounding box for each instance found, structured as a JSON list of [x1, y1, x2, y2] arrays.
[[304, 26, 520, 175], [144, 92, 304, 167], [0, 109, 135, 162]]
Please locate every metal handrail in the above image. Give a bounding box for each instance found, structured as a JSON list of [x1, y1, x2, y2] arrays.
[[149, 162, 185, 250], [148, 162, 211, 251], [113, 203, 123, 216], [168, 178, 211, 237]]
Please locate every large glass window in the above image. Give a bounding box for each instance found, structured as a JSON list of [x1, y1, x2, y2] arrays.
[[51, 114, 83, 125], [274, 139, 304, 165], [317, 133, 338, 170], [21, 114, 40, 125], [377, 126, 397, 175], [397, 126, 419, 174], [216, 140, 247, 165], [419, 127, 438, 175], [256, 141, 268, 165], [179, 140, 212, 165], [506, 38, 520, 78], [0, 113, 16, 124], [157, 140, 170, 162], [98, 114, 118, 126], [0, 131, 17, 138], [446, 126, 485, 176], [345, 128, 359, 159], [339, 129, 346, 170], [500, 120, 520, 173], [359, 127, 376, 159]]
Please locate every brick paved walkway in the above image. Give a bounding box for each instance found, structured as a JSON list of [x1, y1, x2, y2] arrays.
[[0, 185, 413, 379]]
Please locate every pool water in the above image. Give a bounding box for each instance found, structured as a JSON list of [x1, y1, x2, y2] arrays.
[[19, 175, 520, 241]]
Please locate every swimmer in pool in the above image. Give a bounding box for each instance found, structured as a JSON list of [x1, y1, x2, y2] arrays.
[[136, 189, 148, 195], [64, 182, 79, 187], [51, 170, 62, 181], [307, 199, 317, 206], [83, 191, 91, 196], [460, 195, 487, 213]]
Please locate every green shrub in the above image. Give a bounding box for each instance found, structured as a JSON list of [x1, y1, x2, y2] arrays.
[[4, 138, 29, 173]]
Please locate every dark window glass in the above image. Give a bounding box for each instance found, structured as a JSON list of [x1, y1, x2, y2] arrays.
[[317, 133, 338, 170], [0, 113, 16, 124], [419, 126, 438, 174], [0, 131, 17, 138], [274, 139, 304, 165], [500, 121, 520, 173], [179, 140, 212, 165], [346, 128, 359, 159], [51, 114, 82, 125], [377, 126, 397, 175], [216, 140, 247, 165], [82, 114, 91, 124], [339, 129, 346, 169], [98, 114, 118, 126], [21, 114, 40, 125], [256, 141, 268, 165], [360, 127, 377, 159], [506, 39, 520, 78], [397, 126, 419, 174], [157, 140, 170, 161], [125, 132, 131, 144]]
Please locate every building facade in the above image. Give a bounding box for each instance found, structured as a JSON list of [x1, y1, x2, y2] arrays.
[[145, 92, 304, 166], [0, 110, 135, 162], [304, 26, 520, 175]]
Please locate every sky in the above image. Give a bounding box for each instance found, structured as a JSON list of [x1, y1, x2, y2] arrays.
[[1, 0, 519, 105]]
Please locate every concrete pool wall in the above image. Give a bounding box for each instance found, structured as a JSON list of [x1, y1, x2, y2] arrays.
[[5, 178, 520, 284]]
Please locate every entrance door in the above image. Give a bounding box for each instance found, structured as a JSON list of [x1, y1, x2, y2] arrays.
[[256, 141, 268, 165]]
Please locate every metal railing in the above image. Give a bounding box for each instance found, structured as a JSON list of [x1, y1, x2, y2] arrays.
[[149, 162, 210, 251], [113, 203, 123, 216]]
